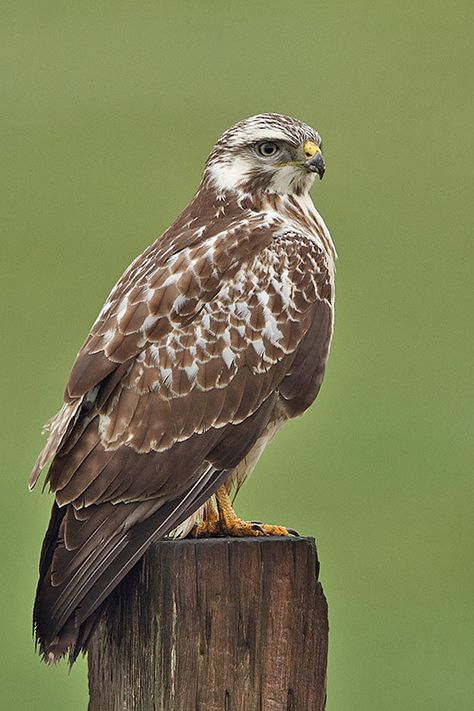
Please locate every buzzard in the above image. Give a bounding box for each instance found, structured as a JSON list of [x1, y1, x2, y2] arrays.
[[30, 113, 337, 663]]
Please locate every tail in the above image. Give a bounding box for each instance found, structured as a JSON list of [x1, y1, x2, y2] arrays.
[[33, 466, 229, 664]]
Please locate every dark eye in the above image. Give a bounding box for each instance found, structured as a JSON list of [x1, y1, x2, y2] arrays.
[[257, 141, 279, 157]]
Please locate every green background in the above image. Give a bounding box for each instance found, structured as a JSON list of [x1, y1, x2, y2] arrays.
[[1, 1, 473, 709]]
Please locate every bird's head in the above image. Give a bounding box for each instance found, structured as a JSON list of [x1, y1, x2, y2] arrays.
[[204, 113, 325, 197]]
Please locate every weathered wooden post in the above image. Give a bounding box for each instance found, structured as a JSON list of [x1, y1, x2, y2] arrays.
[[88, 537, 328, 710]]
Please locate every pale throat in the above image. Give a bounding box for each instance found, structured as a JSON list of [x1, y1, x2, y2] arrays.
[[265, 166, 316, 196]]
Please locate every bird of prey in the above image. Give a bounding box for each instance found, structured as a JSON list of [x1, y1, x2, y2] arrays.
[[30, 113, 337, 664]]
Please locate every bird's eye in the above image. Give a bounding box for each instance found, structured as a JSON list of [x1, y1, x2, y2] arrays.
[[257, 141, 279, 157]]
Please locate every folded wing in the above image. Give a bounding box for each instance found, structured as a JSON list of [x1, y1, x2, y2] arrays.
[[32, 218, 333, 662]]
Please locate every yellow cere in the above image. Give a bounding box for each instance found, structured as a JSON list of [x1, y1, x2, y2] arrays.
[[303, 140, 320, 159]]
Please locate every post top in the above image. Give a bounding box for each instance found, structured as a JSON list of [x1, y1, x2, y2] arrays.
[[154, 535, 317, 547]]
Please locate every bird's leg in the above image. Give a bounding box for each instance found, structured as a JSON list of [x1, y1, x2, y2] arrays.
[[191, 498, 221, 537], [191, 486, 296, 538], [215, 486, 293, 537]]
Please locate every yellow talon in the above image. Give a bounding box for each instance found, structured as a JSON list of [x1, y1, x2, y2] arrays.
[[215, 487, 293, 538], [191, 487, 295, 538]]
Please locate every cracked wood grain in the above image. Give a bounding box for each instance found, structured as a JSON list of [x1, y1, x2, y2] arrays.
[[87, 537, 328, 711]]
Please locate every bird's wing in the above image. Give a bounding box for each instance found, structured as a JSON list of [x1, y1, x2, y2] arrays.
[[45, 225, 333, 508], [28, 214, 273, 489], [32, 218, 334, 661]]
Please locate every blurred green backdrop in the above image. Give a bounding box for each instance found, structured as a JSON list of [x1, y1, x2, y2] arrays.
[[1, 1, 473, 709]]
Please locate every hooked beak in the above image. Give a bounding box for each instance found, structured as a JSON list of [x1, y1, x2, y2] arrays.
[[306, 151, 325, 180]]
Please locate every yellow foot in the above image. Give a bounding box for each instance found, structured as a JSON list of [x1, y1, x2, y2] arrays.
[[191, 519, 221, 537], [220, 517, 267, 537], [221, 518, 292, 537], [252, 522, 294, 537], [216, 486, 297, 538], [190, 487, 298, 538], [190, 511, 268, 537]]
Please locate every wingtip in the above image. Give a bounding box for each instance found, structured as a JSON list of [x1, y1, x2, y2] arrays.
[[28, 465, 41, 491], [36, 628, 76, 666], [40, 644, 66, 666]]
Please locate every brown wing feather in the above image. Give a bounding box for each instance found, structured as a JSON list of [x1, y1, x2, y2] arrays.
[[34, 398, 278, 663], [65, 213, 275, 401]]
